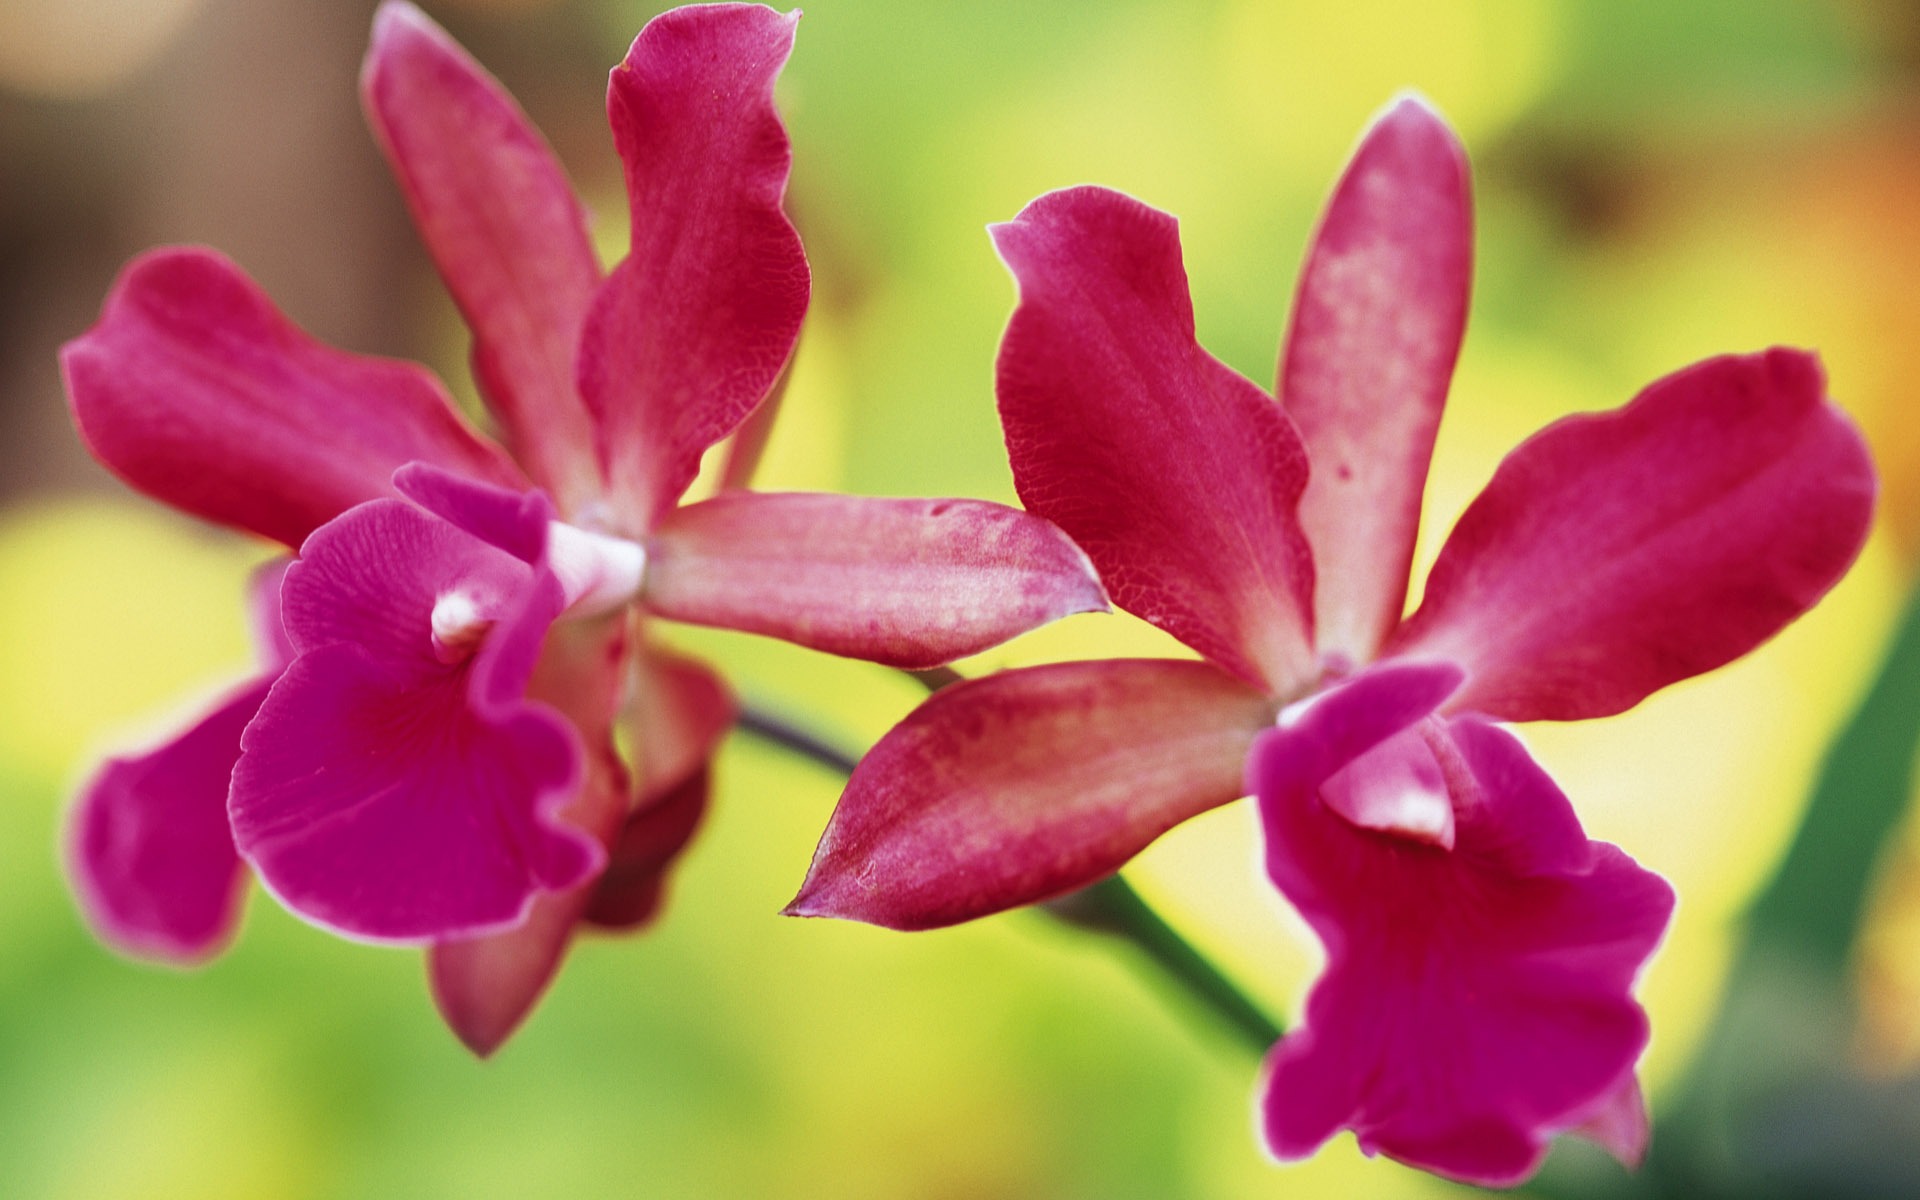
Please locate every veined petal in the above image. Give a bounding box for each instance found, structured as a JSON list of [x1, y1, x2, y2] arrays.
[[430, 610, 638, 1056], [579, 3, 808, 529], [362, 2, 604, 509], [232, 501, 601, 943], [1253, 715, 1673, 1187], [1390, 349, 1876, 721], [644, 491, 1107, 669], [717, 349, 795, 491], [393, 460, 549, 565], [991, 187, 1316, 692], [788, 659, 1274, 930], [68, 678, 268, 965], [1281, 96, 1471, 663], [62, 248, 523, 548]]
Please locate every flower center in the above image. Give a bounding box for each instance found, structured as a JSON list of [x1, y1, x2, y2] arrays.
[[425, 523, 647, 665], [430, 589, 493, 663], [1311, 719, 1457, 850], [548, 521, 647, 620]]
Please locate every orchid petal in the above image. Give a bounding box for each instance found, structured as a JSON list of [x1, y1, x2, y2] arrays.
[[1390, 349, 1876, 720], [1253, 715, 1673, 1187], [393, 460, 548, 564], [1281, 97, 1471, 663], [1571, 1076, 1652, 1170], [788, 659, 1274, 930], [247, 558, 298, 667], [1316, 724, 1456, 849], [576, 643, 734, 931], [428, 892, 590, 1057], [1261, 660, 1470, 848], [231, 501, 600, 943], [717, 349, 796, 491], [427, 611, 638, 1056], [585, 766, 711, 930], [1256, 660, 1468, 799], [62, 248, 523, 548], [362, 2, 604, 509], [68, 678, 267, 965], [628, 640, 736, 800], [645, 491, 1107, 669], [67, 558, 295, 964], [991, 186, 1316, 692], [578, 3, 808, 528]]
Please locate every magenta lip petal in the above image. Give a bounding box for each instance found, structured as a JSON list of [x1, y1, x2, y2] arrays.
[[362, 0, 605, 510], [62, 247, 524, 549], [579, 3, 809, 530], [394, 460, 553, 565], [1242, 659, 1466, 798], [1390, 348, 1876, 722], [67, 677, 273, 965], [247, 557, 299, 668], [1253, 712, 1674, 1187], [1280, 95, 1472, 665], [644, 490, 1108, 669], [990, 185, 1318, 694], [67, 557, 301, 964], [230, 500, 600, 944], [788, 657, 1276, 930], [1316, 723, 1456, 849]]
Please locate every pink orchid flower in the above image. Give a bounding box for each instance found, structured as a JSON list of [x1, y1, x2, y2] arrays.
[[789, 98, 1875, 1183], [63, 1, 1103, 1054]]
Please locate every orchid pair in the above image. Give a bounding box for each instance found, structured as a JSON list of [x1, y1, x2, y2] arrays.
[[62, 0, 1876, 1189], [64, 2, 1101, 1054], [790, 105, 1875, 1183]]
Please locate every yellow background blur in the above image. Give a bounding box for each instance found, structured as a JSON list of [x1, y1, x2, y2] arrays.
[[1, 0, 1916, 1195]]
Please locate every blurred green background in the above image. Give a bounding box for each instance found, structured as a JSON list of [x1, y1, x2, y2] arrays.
[[3, 0, 1919, 1195]]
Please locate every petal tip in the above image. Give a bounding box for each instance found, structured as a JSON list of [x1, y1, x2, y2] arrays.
[[1371, 89, 1456, 139], [992, 187, 1180, 301], [369, 0, 431, 40], [1075, 590, 1114, 618], [1347, 91, 1468, 186], [778, 873, 845, 922], [1566, 1075, 1652, 1171], [780, 867, 910, 929], [363, 1, 451, 93], [626, 0, 800, 70], [1762, 343, 1826, 393], [1383, 87, 1441, 118], [429, 971, 520, 1059]]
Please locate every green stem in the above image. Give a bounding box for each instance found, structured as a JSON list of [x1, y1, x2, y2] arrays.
[[735, 700, 1283, 1055], [1742, 578, 1920, 975], [1609, 580, 1920, 1200], [1042, 874, 1283, 1052]]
